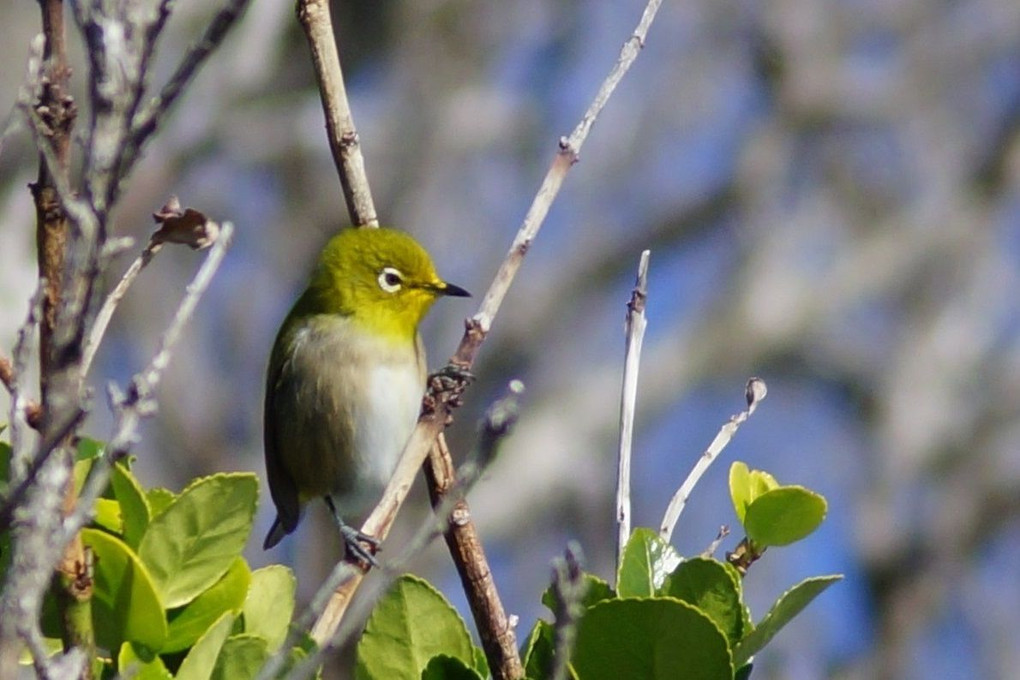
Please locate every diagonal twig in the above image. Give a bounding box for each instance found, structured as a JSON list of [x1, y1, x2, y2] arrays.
[[659, 377, 768, 543]]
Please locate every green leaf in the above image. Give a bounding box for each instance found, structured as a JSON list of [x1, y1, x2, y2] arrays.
[[242, 565, 296, 652], [0, 440, 11, 483], [147, 487, 176, 516], [744, 486, 827, 547], [175, 612, 235, 680], [76, 437, 105, 461], [520, 620, 554, 680], [138, 473, 258, 608], [73, 458, 94, 498], [211, 635, 269, 680], [421, 655, 484, 680], [663, 557, 745, 645], [81, 528, 167, 652], [117, 642, 172, 680], [94, 498, 123, 534], [729, 462, 752, 524], [355, 574, 476, 680], [733, 575, 843, 667], [729, 462, 780, 526], [471, 645, 489, 678], [112, 462, 151, 548], [541, 573, 614, 613], [164, 557, 251, 653], [616, 528, 680, 597], [572, 598, 732, 680]]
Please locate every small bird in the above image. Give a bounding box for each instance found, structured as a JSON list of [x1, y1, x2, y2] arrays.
[[262, 227, 469, 560]]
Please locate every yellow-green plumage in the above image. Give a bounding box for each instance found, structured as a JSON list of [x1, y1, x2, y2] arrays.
[[263, 228, 469, 551]]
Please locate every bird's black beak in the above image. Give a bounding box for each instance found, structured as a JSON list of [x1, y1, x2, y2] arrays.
[[440, 281, 471, 297]]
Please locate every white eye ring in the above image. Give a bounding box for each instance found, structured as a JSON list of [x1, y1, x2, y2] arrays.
[[378, 267, 404, 293]]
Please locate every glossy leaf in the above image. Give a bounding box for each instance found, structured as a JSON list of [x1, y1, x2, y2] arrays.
[[733, 575, 843, 667], [111, 462, 151, 548], [175, 612, 235, 680], [147, 487, 176, 516], [520, 620, 555, 680], [242, 565, 295, 652], [164, 557, 251, 653], [541, 573, 614, 613], [744, 486, 827, 547], [421, 655, 484, 680], [729, 462, 778, 525], [663, 557, 744, 645], [572, 598, 732, 680], [617, 528, 680, 597], [355, 574, 475, 680], [82, 528, 167, 652], [118, 642, 172, 680], [94, 498, 122, 534], [210, 634, 269, 680], [138, 474, 257, 608]]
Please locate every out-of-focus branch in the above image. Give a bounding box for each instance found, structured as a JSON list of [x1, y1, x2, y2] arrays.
[[0, 355, 42, 430], [129, 0, 251, 175], [308, 0, 668, 656], [548, 543, 587, 680], [616, 250, 650, 570], [296, 0, 378, 227]]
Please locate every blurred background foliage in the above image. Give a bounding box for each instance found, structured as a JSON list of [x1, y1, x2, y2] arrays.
[[2, 0, 1019, 678]]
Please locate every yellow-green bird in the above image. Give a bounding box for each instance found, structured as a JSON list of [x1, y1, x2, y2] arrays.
[[262, 227, 469, 560]]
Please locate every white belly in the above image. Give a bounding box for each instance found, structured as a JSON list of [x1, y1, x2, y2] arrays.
[[346, 361, 424, 510]]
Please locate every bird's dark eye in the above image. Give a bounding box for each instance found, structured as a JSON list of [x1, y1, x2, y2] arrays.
[[378, 267, 403, 293]]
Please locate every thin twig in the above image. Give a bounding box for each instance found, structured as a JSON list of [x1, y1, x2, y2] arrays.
[[616, 250, 650, 570], [80, 240, 156, 381], [129, 0, 252, 172], [295, 0, 378, 227], [6, 286, 46, 490], [307, 0, 668, 650], [0, 359, 43, 432], [66, 223, 234, 541], [659, 378, 768, 543]]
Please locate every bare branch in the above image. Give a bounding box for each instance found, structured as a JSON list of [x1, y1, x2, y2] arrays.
[[616, 250, 650, 570], [295, 0, 378, 227], [659, 378, 768, 543]]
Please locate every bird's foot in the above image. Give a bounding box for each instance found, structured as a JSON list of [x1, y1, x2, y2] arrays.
[[424, 363, 474, 416], [340, 523, 381, 568]]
